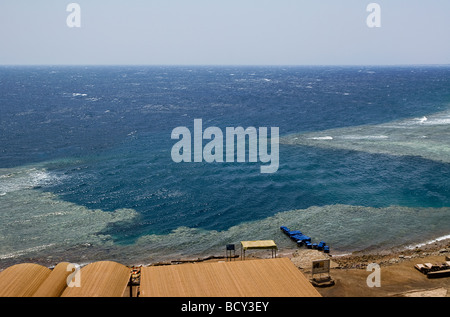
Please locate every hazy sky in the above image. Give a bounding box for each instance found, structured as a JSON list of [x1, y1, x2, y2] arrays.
[[1, 0, 449, 65]]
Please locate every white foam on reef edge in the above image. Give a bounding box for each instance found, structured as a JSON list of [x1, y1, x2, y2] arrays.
[[0, 166, 67, 194], [0, 244, 56, 260], [281, 108, 450, 163], [406, 234, 450, 250], [308, 136, 333, 140]]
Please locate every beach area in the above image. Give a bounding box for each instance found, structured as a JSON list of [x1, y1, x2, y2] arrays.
[[159, 237, 450, 297], [291, 238, 450, 297], [114, 235, 450, 298], [1, 236, 449, 298], [124, 236, 450, 297]]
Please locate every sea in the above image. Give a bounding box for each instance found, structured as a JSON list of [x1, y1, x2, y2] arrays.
[[1, 65, 449, 269]]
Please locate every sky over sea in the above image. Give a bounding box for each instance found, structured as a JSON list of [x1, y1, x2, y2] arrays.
[[0, 1, 449, 66]]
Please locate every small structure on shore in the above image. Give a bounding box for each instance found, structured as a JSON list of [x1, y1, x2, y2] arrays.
[[240, 240, 278, 260]]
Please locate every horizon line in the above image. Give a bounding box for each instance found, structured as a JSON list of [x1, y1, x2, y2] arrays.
[[1, 63, 450, 67]]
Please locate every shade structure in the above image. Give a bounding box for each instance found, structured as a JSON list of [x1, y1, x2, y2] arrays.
[[241, 240, 278, 260], [32, 262, 73, 297], [61, 261, 131, 297], [0, 263, 51, 297], [139, 257, 321, 297]]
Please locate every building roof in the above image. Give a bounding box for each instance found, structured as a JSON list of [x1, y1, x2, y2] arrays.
[[32, 262, 74, 297], [0, 263, 51, 297], [0, 258, 320, 297], [0, 261, 131, 297], [61, 261, 131, 297], [139, 257, 321, 297]]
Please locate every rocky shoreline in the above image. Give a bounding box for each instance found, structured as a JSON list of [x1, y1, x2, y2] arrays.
[[328, 238, 450, 270]]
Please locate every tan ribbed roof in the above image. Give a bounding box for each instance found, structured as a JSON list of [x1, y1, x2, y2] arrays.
[[139, 257, 321, 297], [0, 258, 320, 297], [0, 263, 51, 297], [0, 261, 131, 297], [241, 240, 277, 250], [32, 262, 72, 297], [61, 261, 131, 297]]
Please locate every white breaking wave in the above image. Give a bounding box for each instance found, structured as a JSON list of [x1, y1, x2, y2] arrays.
[[339, 135, 389, 140], [0, 244, 56, 260], [392, 112, 450, 127], [281, 109, 450, 163], [421, 116, 450, 126], [0, 167, 65, 194], [406, 234, 450, 250], [308, 136, 333, 140], [418, 116, 428, 123]]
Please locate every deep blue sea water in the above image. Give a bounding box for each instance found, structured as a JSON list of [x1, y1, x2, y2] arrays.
[[1, 66, 449, 268]]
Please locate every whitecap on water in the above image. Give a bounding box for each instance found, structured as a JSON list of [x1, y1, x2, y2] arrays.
[[406, 234, 450, 250], [0, 244, 56, 260], [307, 136, 333, 140], [0, 166, 65, 194], [340, 135, 388, 140], [281, 109, 450, 163]]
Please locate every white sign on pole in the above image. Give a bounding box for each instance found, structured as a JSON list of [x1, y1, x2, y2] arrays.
[[312, 259, 330, 278]]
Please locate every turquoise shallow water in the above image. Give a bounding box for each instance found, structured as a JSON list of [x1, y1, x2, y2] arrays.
[[0, 66, 449, 268]]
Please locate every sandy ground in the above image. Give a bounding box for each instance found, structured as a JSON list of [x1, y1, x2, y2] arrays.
[[137, 238, 450, 297], [285, 240, 450, 297]]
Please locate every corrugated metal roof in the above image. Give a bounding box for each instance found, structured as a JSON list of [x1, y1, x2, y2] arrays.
[[0, 263, 51, 297], [32, 262, 73, 297], [0, 258, 320, 297], [140, 258, 321, 297], [61, 261, 131, 297]]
